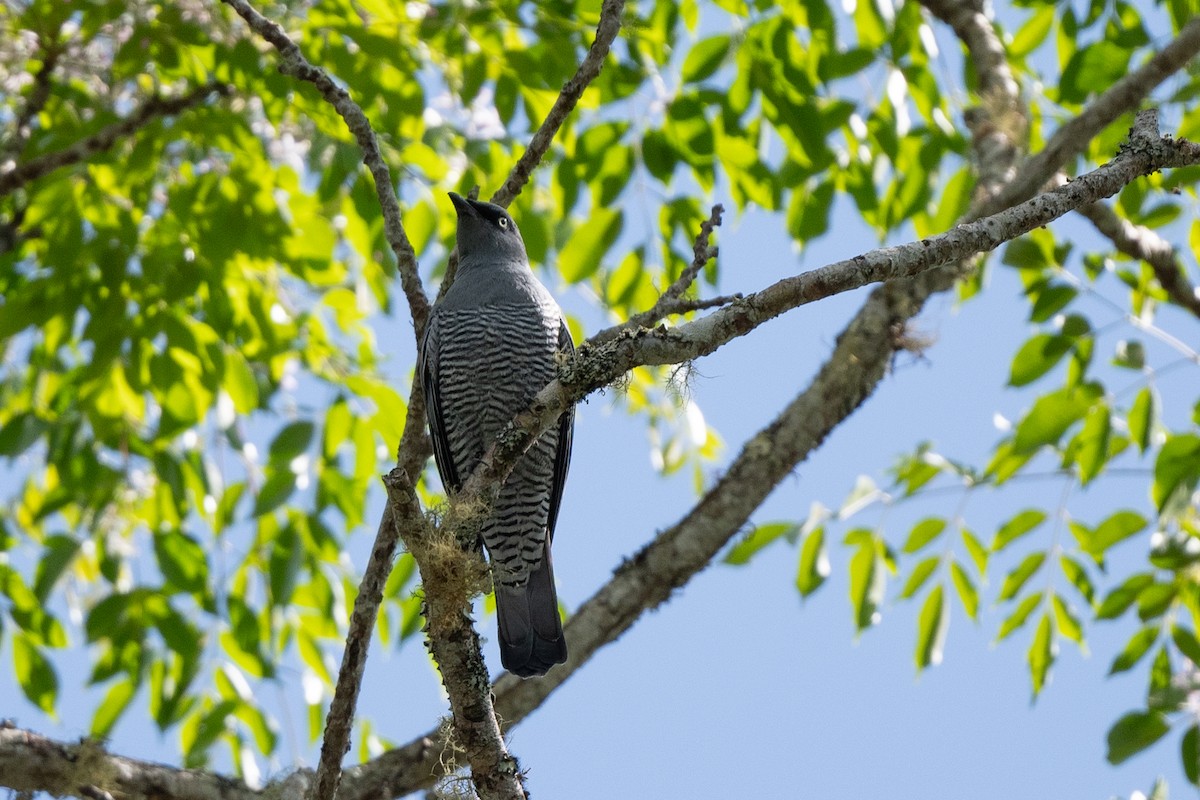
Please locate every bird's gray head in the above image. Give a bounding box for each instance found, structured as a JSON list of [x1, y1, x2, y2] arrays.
[[449, 192, 528, 267]]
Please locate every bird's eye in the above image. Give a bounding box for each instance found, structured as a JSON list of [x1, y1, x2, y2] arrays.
[[498, 217, 509, 229]]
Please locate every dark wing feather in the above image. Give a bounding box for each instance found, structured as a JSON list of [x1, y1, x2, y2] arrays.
[[420, 314, 463, 493], [544, 319, 575, 542]]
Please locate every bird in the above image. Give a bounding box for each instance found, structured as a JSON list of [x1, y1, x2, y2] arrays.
[[419, 191, 573, 678]]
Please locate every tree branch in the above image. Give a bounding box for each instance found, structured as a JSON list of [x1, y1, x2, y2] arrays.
[[381, 471, 525, 800], [1075, 195, 1200, 319], [0, 720, 305, 800], [919, 0, 1024, 198], [0, 82, 229, 197], [489, 0, 627, 208], [2, 33, 61, 160], [973, 16, 1200, 219], [211, 3, 446, 797], [219, 0, 430, 342]]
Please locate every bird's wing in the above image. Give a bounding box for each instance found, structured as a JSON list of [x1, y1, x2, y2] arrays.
[[420, 312, 463, 493], [545, 318, 575, 542]]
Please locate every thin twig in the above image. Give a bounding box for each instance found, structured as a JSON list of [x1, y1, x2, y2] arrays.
[[591, 204, 729, 346], [1075, 196, 1200, 319], [3, 34, 61, 159], [672, 203, 724, 303], [490, 0, 627, 208], [0, 82, 229, 197], [219, 0, 431, 341]]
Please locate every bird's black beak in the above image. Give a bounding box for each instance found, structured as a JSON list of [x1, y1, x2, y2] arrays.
[[448, 192, 479, 219]]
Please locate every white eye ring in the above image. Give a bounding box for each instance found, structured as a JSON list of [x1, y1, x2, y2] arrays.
[[498, 217, 508, 229]]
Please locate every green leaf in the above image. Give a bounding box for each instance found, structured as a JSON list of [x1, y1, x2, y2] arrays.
[[1106, 711, 1170, 765], [1059, 555, 1094, 606], [1154, 434, 1200, 513], [268, 421, 315, 463], [1028, 613, 1055, 696], [1087, 510, 1147, 557], [323, 398, 353, 459], [252, 468, 297, 518], [1184, 725, 1200, 785], [13, 633, 58, 714], [681, 34, 731, 83], [1010, 6, 1055, 57], [33, 536, 81, 603], [1138, 582, 1177, 621], [1073, 404, 1111, 485], [1097, 574, 1155, 619], [848, 534, 887, 631], [950, 561, 979, 620], [222, 347, 259, 414], [154, 530, 208, 594], [900, 556, 940, 599], [725, 522, 798, 565], [992, 509, 1047, 552], [1113, 339, 1146, 370], [560, 208, 623, 283], [795, 526, 829, 598], [1051, 593, 1083, 645], [961, 527, 988, 575], [902, 517, 946, 554], [1128, 386, 1157, 454], [92, 678, 137, 737], [0, 412, 46, 457], [1062, 40, 1132, 104], [268, 525, 304, 607], [1013, 385, 1100, 454], [1008, 333, 1072, 387], [915, 583, 948, 670], [1110, 625, 1159, 674], [787, 180, 835, 242], [1172, 625, 1200, 666], [1029, 284, 1077, 322], [998, 551, 1047, 602], [997, 593, 1041, 641]]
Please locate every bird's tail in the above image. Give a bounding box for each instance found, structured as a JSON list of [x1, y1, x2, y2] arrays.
[[495, 551, 567, 678]]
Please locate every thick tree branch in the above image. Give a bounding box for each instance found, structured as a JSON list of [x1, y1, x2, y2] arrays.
[[0, 82, 229, 197], [1076, 196, 1200, 319], [219, 0, 430, 342], [919, 0, 1017, 102], [489, 0, 626, 208], [382, 471, 525, 800], [0, 720, 307, 800]]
